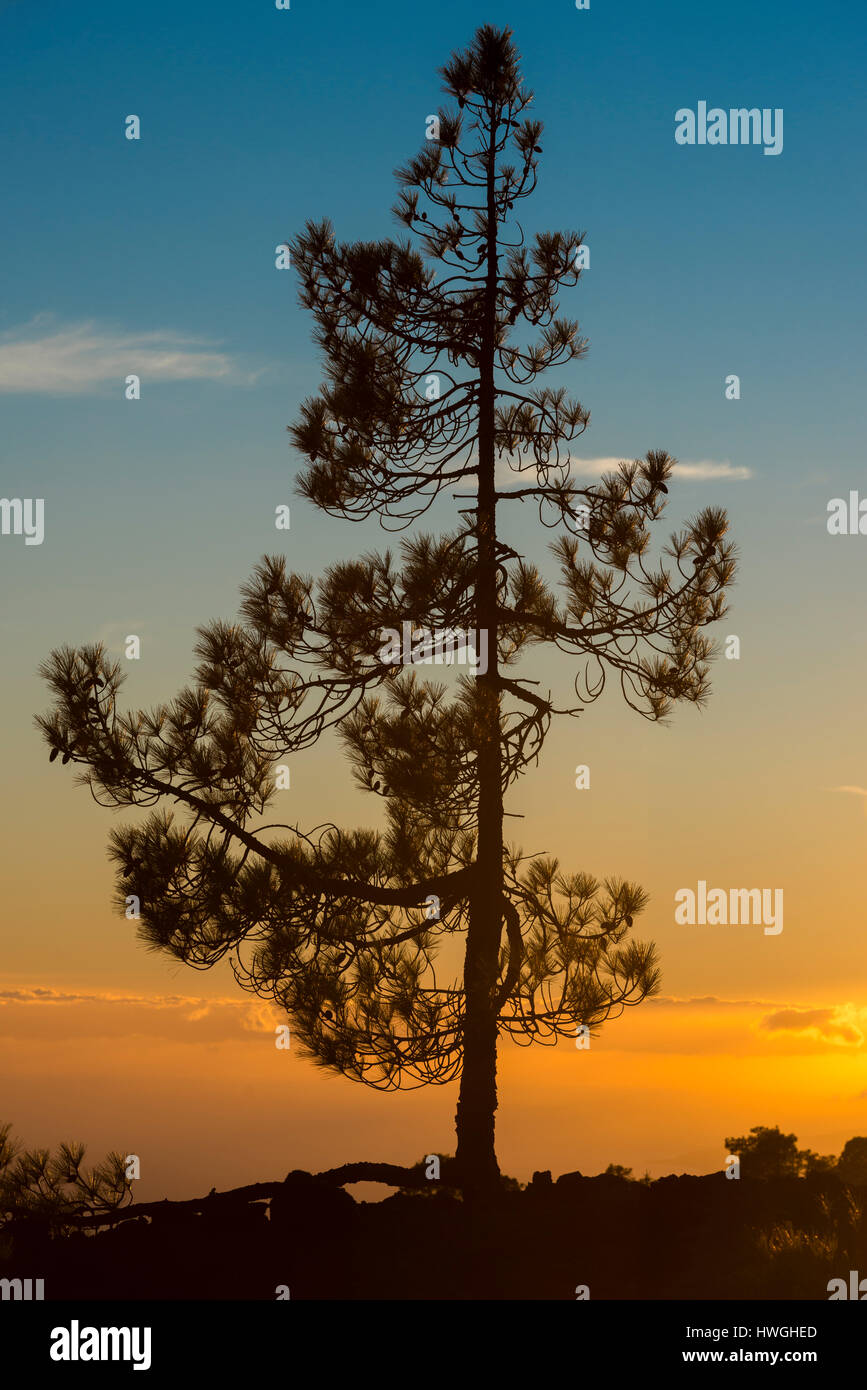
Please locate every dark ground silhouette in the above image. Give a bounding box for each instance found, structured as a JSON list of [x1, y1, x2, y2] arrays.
[[4, 1168, 864, 1301]]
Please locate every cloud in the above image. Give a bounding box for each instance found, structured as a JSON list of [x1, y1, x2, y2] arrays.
[[650, 995, 772, 1009], [0, 986, 214, 1008], [568, 457, 751, 481], [629, 996, 867, 1057], [0, 318, 255, 394], [0, 986, 282, 1043], [831, 787, 867, 818], [760, 1007, 864, 1047], [494, 454, 751, 489], [672, 460, 752, 481]]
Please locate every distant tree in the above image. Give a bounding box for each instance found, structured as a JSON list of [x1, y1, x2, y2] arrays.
[[37, 26, 735, 1192], [838, 1137, 867, 1186], [725, 1125, 838, 1180], [800, 1149, 837, 1178], [603, 1163, 633, 1180], [725, 1126, 802, 1180]]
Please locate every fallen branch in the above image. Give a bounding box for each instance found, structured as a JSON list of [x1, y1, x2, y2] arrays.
[[44, 1161, 450, 1230]]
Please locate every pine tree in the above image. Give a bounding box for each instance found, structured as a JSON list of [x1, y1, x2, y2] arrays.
[[37, 26, 735, 1192]]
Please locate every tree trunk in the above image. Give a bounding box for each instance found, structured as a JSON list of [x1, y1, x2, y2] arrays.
[[454, 96, 503, 1194]]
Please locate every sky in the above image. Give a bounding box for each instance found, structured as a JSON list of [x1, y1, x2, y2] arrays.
[[2, 0, 867, 1199]]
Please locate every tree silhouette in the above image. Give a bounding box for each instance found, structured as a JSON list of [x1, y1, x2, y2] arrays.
[[37, 26, 735, 1191], [838, 1137, 867, 1186], [0, 1123, 131, 1235], [726, 1126, 802, 1180]]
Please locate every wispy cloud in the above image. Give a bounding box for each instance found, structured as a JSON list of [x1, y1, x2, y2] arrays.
[[671, 460, 751, 481], [0, 986, 282, 1043], [831, 786, 867, 817], [0, 987, 204, 1006], [495, 455, 751, 489], [650, 994, 772, 1009], [0, 318, 256, 394], [567, 456, 751, 481], [760, 1006, 864, 1047]]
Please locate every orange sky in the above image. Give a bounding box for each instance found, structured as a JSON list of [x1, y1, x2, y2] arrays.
[[3, 985, 866, 1198], [5, 564, 867, 1197]]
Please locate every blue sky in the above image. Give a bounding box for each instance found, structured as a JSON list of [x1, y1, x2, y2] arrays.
[[3, 0, 864, 482], [3, 0, 865, 679]]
